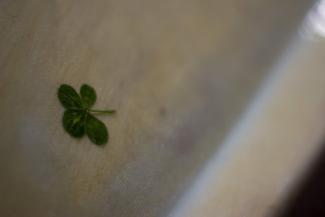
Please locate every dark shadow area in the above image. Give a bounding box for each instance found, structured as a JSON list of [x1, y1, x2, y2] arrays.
[[276, 141, 325, 217]]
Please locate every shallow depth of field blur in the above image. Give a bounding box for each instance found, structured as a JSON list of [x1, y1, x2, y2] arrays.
[[0, 0, 324, 217]]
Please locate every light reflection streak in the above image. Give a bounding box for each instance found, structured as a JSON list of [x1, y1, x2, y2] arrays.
[[301, 0, 325, 39]]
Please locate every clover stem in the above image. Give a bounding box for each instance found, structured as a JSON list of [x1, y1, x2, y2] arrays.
[[88, 109, 116, 115]]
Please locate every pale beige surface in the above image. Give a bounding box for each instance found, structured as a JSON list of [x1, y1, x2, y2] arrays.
[[0, 0, 312, 217], [171, 34, 325, 217]]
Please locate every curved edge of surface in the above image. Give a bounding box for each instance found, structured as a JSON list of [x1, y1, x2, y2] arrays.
[[169, 12, 325, 217]]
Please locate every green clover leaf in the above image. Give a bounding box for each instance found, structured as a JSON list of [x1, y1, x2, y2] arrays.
[[80, 84, 96, 108], [58, 84, 83, 109], [63, 110, 86, 138], [86, 114, 108, 145], [58, 84, 116, 145]]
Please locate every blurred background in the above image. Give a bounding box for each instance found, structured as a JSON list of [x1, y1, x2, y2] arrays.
[[0, 0, 324, 217]]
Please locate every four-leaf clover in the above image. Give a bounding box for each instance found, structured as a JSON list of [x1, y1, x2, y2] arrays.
[[58, 84, 116, 145]]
